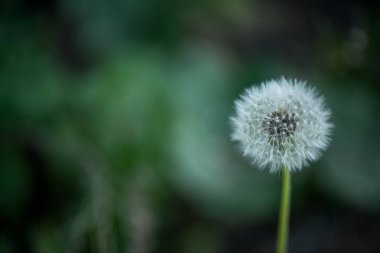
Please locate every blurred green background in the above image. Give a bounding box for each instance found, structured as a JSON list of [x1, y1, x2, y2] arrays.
[[1, 0, 380, 252]]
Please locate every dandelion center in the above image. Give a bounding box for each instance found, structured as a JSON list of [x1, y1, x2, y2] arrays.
[[263, 111, 298, 138]]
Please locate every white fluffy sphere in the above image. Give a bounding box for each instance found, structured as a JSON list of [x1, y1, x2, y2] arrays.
[[231, 78, 333, 172]]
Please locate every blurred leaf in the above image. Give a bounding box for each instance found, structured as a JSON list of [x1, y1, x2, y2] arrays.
[[167, 46, 280, 222], [316, 79, 380, 210]]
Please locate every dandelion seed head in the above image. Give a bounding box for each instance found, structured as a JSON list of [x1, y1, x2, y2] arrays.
[[230, 77, 333, 172]]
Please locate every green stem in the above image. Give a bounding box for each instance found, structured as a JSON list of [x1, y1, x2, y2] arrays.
[[276, 166, 291, 253]]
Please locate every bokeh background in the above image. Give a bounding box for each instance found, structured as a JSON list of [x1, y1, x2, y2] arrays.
[[1, 0, 380, 252]]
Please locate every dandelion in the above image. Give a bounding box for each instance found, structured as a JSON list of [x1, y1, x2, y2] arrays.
[[231, 77, 332, 172], [230, 77, 333, 253]]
